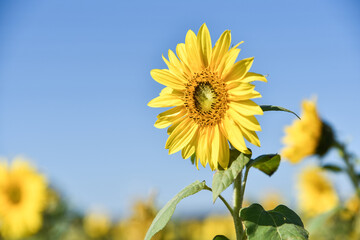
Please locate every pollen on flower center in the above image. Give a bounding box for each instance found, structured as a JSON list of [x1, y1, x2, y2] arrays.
[[6, 184, 22, 204], [184, 70, 228, 127]]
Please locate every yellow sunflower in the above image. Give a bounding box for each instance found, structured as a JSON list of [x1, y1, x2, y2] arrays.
[[281, 99, 323, 163], [83, 211, 111, 238], [297, 166, 338, 217], [148, 23, 266, 170], [0, 157, 47, 239]]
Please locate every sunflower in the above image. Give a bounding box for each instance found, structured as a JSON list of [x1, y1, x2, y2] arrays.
[[281, 99, 334, 163], [148, 23, 266, 170], [83, 211, 111, 238], [297, 166, 338, 217], [282, 99, 322, 163], [0, 157, 47, 239]]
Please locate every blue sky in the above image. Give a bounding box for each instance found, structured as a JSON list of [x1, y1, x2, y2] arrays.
[[0, 0, 359, 218]]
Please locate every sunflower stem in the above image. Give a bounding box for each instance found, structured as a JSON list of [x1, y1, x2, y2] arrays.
[[240, 166, 250, 208], [233, 170, 245, 240], [333, 140, 360, 198]]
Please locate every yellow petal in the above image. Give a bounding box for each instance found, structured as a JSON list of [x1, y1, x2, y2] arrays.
[[176, 43, 189, 68], [196, 128, 209, 168], [150, 69, 185, 90], [166, 118, 199, 154], [223, 116, 250, 154], [185, 30, 202, 72], [210, 125, 220, 169], [197, 23, 212, 67], [241, 72, 267, 83], [217, 42, 243, 76], [218, 130, 230, 169], [167, 118, 183, 135], [157, 106, 183, 118], [148, 94, 183, 108], [168, 49, 191, 78], [205, 127, 215, 170], [227, 83, 262, 100], [223, 57, 254, 82], [238, 124, 261, 147], [155, 107, 186, 129], [221, 48, 242, 76], [211, 30, 231, 70], [228, 108, 262, 131], [162, 54, 188, 83], [159, 87, 172, 96], [158, 87, 183, 97], [229, 100, 263, 116], [181, 134, 197, 159]]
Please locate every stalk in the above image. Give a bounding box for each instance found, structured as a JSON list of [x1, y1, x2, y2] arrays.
[[333, 140, 360, 198], [233, 170, 244, 240]]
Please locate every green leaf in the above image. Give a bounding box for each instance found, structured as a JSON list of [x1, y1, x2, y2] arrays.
[[212, 150, 251, 202], [321, 164, 343, 172], [248, 154, 281, 176], [213, 235, 230, 240], [240, 204, 309, 240], [144, 180, 206, 240], [260, 105, 300, 119]]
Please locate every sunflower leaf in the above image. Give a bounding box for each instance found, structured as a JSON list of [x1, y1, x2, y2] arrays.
[[260, 105, 300, 119], [144, 180, 206, 240], [213, 235, 230, 240], [212, 150, 251, 202], [240, 204, 309, 240], [247, 154, 281, 176]]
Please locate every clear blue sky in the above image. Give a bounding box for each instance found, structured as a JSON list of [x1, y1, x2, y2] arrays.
[[0, 0, 359, 217]]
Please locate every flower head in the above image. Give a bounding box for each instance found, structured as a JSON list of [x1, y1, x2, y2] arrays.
[[113, 197, 162, 240], [281, 99, 334, 163], [148, 23, 266, 170], [297, 166, 338, 216], [83, 211, 111, 238], [0, 157, 47, 239], [261, 192, 283, 210]]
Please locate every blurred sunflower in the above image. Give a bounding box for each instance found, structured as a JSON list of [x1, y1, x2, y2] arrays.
[[297, 166, 338, 216], [281, 99, 334, 163], [83, 211, 111, 238], [0, 157, 47, 239], [113, 197, 163, 240], [261, 192, 283, 210], [148, 23, 266, 170]]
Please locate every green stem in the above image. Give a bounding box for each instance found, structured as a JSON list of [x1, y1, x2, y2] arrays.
[[204, 185, 233, 215], [233, 170, 244, 240], [239, 167, 250, 209], [333, 140, 360, 198]]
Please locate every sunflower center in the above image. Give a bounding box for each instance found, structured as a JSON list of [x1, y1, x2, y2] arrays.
[[194, 82, 216, 112], [6, 183, 22, 204], [184, 70, 228, 127]]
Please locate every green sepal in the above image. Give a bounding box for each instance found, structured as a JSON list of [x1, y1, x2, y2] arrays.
[[212, 150, 251, 202], [240, 204, 309, 240], [144, 180, 206, 240], [260, 105, 300, 119], [247, 154, 281, 176], [190, 153, 196, 165], [321, 164, 343, 173], [213, 235, 230, 240]]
